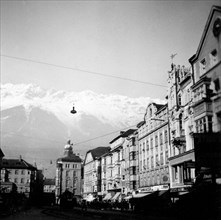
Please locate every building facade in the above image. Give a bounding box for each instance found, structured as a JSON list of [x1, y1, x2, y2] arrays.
[[137, 103, 170, 192], [55, 140, 82, 200], [101, 129, 137, 200], [1, 157, 37, 197], [189, 5, 221, 183], [44, 178, 56, 193], [83, 147, 110, 199], [167, 64, 196, 189]]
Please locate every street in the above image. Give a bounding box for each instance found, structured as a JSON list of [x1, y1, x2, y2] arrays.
[[1, 206, 177, 220]]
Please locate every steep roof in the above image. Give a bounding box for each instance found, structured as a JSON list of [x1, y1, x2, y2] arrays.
[[2, 159, 37, 170], [0, 148, 4, 158], [44, 178, 55, 186], [109, 129, 137, 144], [57, 154, 82, 163], [189, 5, 221, 63], [89, 147, 110, 160]]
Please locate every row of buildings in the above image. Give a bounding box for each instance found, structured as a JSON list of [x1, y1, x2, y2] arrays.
[[0, 5, 220, 205], [55, 5, 221, 202]]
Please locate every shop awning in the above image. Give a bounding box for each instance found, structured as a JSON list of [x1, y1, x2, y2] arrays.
[[103, 193, 112, 201], [124, 195, 132, 200], [112, 192, 121, 201], [132, 192, 152, 198]]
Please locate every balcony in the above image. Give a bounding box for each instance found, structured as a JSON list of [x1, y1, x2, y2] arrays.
[[129, 175, 137, 181], [129, 160, 136, 167], [130, 145, 137, 152], [107, 163, 114, 169], [114, 174, 121, 180], [115, 160, 121, 166]]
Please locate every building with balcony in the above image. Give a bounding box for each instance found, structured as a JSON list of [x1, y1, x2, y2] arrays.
[[167, 64, 195, 190], [55, 140, 82, 200], [83, 146, 110, 199], [101, 129, 137, 201], [137, 103, 170, 193], [189, 5, 221, 183]]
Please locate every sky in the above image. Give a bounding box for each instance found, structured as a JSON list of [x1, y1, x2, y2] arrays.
[[1, 0, 221, 100]]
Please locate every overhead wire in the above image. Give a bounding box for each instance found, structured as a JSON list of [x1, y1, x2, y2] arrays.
[[1, 54, 167, 88]]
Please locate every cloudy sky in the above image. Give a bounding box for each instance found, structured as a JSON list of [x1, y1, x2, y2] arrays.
[[1, 0, 220, 100]]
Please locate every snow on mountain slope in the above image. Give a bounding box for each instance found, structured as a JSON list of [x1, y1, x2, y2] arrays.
[[1, 83, 165, 128]]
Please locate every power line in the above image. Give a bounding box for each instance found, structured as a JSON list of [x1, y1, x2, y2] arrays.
[[1, 54, 167, 88], [1, 124, 137, 147], [72, 124, 137, 146]]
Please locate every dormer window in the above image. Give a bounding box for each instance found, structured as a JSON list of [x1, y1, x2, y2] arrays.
[[200, 58, 206, 75], [210, 49, 218, 66]]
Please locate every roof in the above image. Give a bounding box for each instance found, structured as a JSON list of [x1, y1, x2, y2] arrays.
[[189, 5, 221, 63], [0, 148, 4, 158], [57, 154, 82, 163], [89, 147, 110, 160], [44, 178, 55, 186], [2, 159, 37, 170], [109, 129, 137, 144]]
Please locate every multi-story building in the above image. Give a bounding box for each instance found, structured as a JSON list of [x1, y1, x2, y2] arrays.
[[55, 140, 82, 200], [1, 157, 37, 197], [167, 64, 196, 190], [125, 130, 139, 196], [189, 5, 221, 183], [137, 103, 170, 192], [101, 129, 137, 200], [44, 178, 56, 193], [83, 147, 110, 199]]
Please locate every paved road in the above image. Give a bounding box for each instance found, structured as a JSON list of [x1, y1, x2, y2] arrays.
[[1, 207, 177, 220]]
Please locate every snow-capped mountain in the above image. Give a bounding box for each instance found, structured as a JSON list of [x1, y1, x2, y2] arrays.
[[0, 83, 165, 175]]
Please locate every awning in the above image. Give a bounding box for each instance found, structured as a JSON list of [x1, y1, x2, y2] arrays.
[[132, 192, 152, 198], [112, 192, 121, 201], [124, 195, 132, 200], [103, 193, 112, 201]]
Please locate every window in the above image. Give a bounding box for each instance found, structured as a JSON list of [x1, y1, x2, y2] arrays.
[[132, 137, 135, 145], [147, 158, 149, 170], [210, 49, 218, 66], [179, 114, 183, 134], [156, 154, 159, 166], [160, 133, 163, 145], [150, 138, 153, 149], [155, 135, 158, 147], [160, 153, 164, 165], [178, 94, 182, 106], [130, 166, 136, 175], [15, 170, 19, 175], [200, 58, 206, 75], [14, 178, 18, 183], [151, 156, 154, 169], [165, 130, 168, 143], [146, 140, 149, 151], [214, 78, 220, 92], [129, 152, 136, 160], [21, 178, 24, 183], [196, 117, 207, 133], [21, 170, 25, 175]]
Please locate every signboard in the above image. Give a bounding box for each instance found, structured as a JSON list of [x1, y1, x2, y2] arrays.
[[184, 161, 195, 168]]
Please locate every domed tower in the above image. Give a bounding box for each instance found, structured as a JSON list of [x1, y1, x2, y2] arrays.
[[64, 140, 74, 157], [55, 140, 82, 201]]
